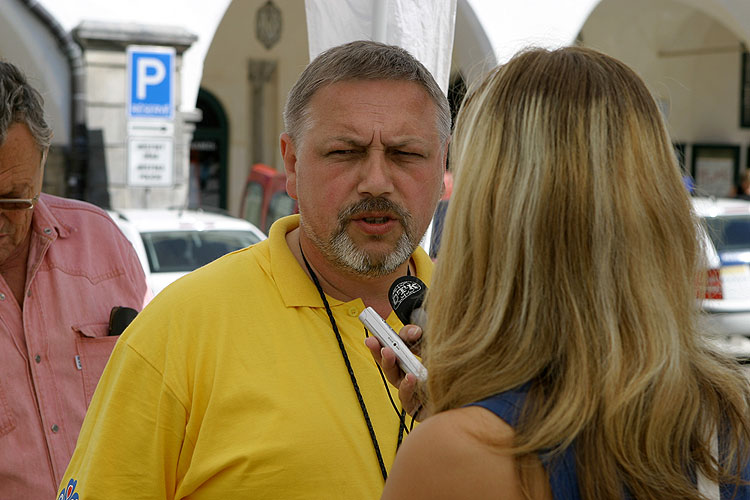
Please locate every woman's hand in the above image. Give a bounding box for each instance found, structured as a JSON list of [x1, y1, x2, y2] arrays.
[[365, 324, 425, 420]]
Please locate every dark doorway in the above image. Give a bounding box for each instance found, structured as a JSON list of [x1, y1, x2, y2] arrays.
[[190, 88, 229, 210]]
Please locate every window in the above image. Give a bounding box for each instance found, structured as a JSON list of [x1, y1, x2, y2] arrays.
[[142, 230, 263, 272], [704, 216, 750, 252]]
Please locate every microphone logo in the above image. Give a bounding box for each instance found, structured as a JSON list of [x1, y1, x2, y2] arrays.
[[389, 275, 428, 330], [390, 279, 425, 310]]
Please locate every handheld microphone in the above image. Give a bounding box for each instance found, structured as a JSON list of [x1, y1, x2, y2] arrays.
[[388, 276, 427, 327]]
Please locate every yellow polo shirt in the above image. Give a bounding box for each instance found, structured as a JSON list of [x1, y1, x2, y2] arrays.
[[59, 215, 433, 499]]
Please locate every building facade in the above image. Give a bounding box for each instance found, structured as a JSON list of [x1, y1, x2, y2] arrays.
[[2, 0, 750, 214]]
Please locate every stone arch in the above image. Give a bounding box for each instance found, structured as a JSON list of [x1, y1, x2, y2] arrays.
[[580, 0, 750, 196], [0, 2, 70, 145]]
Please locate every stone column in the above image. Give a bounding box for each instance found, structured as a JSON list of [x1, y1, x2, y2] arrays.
[[247, 59, 277, 165]]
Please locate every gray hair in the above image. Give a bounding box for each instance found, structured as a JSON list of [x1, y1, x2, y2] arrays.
[[283, 40, 450, 147], [0, 61, 52, 150]]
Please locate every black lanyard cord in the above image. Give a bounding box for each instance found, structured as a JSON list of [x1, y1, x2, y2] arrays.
[[299, 242, 390, 481]]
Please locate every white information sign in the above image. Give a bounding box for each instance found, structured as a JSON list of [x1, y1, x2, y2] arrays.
[[128, 137, 174, 187]]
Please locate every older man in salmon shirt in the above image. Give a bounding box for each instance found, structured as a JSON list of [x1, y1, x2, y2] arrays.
[[0, 60, 151, 498]]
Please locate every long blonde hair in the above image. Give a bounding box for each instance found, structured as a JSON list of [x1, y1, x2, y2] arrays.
[[424, 46, 750, 499]]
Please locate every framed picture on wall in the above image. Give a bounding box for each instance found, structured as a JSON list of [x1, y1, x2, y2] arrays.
[[691, 144, 740, 198]]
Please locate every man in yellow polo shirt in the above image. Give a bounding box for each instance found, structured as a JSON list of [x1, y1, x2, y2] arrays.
[[58, 40, 449, 499]]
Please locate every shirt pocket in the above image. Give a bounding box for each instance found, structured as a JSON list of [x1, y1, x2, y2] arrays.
[[73, 322, 118, 406], [0, 378, 17, 438]]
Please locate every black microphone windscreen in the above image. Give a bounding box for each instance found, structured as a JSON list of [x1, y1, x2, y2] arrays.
[[389, 276, 427, 325]]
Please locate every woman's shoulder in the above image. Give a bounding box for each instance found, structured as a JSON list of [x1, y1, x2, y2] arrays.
[[381, 407, 544, 499], [423, 405, 517, 444]]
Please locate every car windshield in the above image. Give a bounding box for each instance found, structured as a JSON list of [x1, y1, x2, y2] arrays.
[[703, 215, 750, 252], [142, 230, 262, 272]]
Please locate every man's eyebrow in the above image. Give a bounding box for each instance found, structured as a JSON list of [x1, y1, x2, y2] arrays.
[[325, 136, 369, 147], [386, 137, 431, 148], [324, 135, 433, 149]]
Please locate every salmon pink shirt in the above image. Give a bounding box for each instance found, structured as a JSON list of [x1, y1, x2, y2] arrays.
[[0, 194, 151, 498]]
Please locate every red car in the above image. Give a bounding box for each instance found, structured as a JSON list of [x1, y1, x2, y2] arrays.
[[239, 163, 297, 234]]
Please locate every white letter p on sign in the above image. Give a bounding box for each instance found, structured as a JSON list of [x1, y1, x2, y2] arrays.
[[136, 57, 166, 99]]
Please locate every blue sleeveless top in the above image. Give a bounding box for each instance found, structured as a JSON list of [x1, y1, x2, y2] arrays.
[[469, 388, 750, 500]]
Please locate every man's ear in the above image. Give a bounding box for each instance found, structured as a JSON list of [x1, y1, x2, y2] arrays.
[[280, 133, 298, 200]]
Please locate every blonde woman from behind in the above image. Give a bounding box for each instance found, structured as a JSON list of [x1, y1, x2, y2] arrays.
[[380, 47, 750, 500]]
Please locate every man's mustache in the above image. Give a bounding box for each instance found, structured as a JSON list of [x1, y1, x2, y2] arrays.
[[337, 197, 410, 225]]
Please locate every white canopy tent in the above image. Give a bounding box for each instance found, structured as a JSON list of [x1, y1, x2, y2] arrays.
[[304, 0, 458, 95]]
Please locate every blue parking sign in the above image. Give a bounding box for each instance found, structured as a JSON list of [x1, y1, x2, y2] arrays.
[[127, 46, 175, 119]]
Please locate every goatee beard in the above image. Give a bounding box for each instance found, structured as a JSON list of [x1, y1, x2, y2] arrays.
[[302, 197, 419, 277]]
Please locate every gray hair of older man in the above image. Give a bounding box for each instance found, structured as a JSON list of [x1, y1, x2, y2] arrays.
[[283, 40, 451, 148], [0, 61, 53, 150]]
